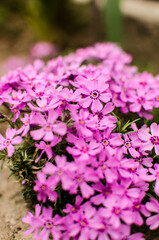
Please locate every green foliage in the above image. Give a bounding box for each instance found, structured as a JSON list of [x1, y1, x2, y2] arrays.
[[104, 0, 122, 45]]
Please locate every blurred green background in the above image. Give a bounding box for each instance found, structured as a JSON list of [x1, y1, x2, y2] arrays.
[[0, 0, 158, 74]]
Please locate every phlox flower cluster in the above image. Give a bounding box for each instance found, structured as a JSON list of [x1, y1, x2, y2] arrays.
[[0, 42, 159, 240]]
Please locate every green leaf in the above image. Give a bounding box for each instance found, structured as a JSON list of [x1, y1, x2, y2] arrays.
[[121, 118, 140, 132]]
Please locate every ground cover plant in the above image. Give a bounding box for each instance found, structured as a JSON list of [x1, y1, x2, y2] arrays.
[[0, 42, 159, 240]]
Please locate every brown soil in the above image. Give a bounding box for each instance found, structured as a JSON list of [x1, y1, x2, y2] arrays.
[[0, 165, 33, 240]]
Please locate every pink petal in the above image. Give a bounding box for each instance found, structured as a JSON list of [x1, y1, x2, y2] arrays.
[[80, 182, 94, 198], [30, 128, 45, 140], [146, 215, 159, 229], [53, 122, 66, 136], [43, 131, 54, 142], [155, 145, 159, 155], [99, 93, 112, 103], [154, 179, 159, 196], [150, 123, 159, 136], [12, 136, 23, 145], [129, 102, 141, 112], [80, 97, 92, 108], [6, 128, 16, 139], [7, 145, 15, 157], [91, 99, 103, 112]]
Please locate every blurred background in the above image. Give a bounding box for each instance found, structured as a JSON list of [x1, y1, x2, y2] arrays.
[[0, 0, 159, 74]]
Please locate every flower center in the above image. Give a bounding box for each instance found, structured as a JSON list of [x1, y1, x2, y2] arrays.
[[45, 221, 53, 229], [101, 164, 106, 169], [125, 141, 131, 148], [77, 177, 83, 183], [45, 125, 51, 132], [102, 139, 110, 146], [134, 204, 141, 210], [72, 207, 77, 213], [90, 90, 100, 99], [137, 97, 145, 104], [82, 146, 88, 152], [103, 187, 111, 197], [80, 120, 84, 125], [41, 184, 46, 190], [97, 112, 103, 120], [129, 167, 136, 173], [139, 81, 146, 86], [4, 139, 11, 146], [150, 136, 159, 145], [25, 121, 28, 125], [135, 158, 143, 164], [155, 172, 159, 178], [113, 207, 121, 215], [58, 170, 63, 176], [80, 219, 87, 227]]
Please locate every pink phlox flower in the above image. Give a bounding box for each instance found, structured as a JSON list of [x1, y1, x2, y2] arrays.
[[48, 87, 80, 111], [96, 208, 127, 240], [128, 87, 154, 113], [96, 150, 118, 183], [28, 97, 52, 112], [30, 109, 67, 141], [66, 138, 102, 162], [32, 59, 45, 71], [28, 90, 61, 112], [138, 122, 159, 155], [66, 202, 102, 240], [42, 155, 77, 191], [111, 88, 126, 108], [146, 198, 159, 230], [148, 163, 159, 196], [95, 127, 124, 153], [16, 113, 30, 136], [91, 182, 114, 205], [134, 154, 153, 168], [131, 123, 149, 155], [76, 67, 108, 82], [153, 87, 159, 108], [130, 192, 150, 226], [121, 133, 141, 158], [2, 89, 31, 105], [35, 136, 61, 162], [66, 132, 79, 144], [110, 73, 128, 95], [22, 204, 43, 238], [45, 62, 68, 85], [71, 109, 98, 137], [0, 70, 21, 91], [0, 128, 22, 157], [30, 42, 57, 58], [103, 196, 133, 229], [116, 179, 141, 200], [69, 164, 98, 198], [26, 83, 48, 99], [34, 171, 58, 202], [10, 102, 26, 122], [118, 157, 146, 183], [133, 179, 149, 193], [94, 102, 116, 129], [73, 75, 112, 112], [37, 206, 63, 240], [63, 195, 83, 216], [138, 110, 153, 120], [126, 232, 145, 240], [19, 65, 42, 87]]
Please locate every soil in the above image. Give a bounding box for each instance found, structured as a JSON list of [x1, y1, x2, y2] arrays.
[[0, 165, 33, 240]]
